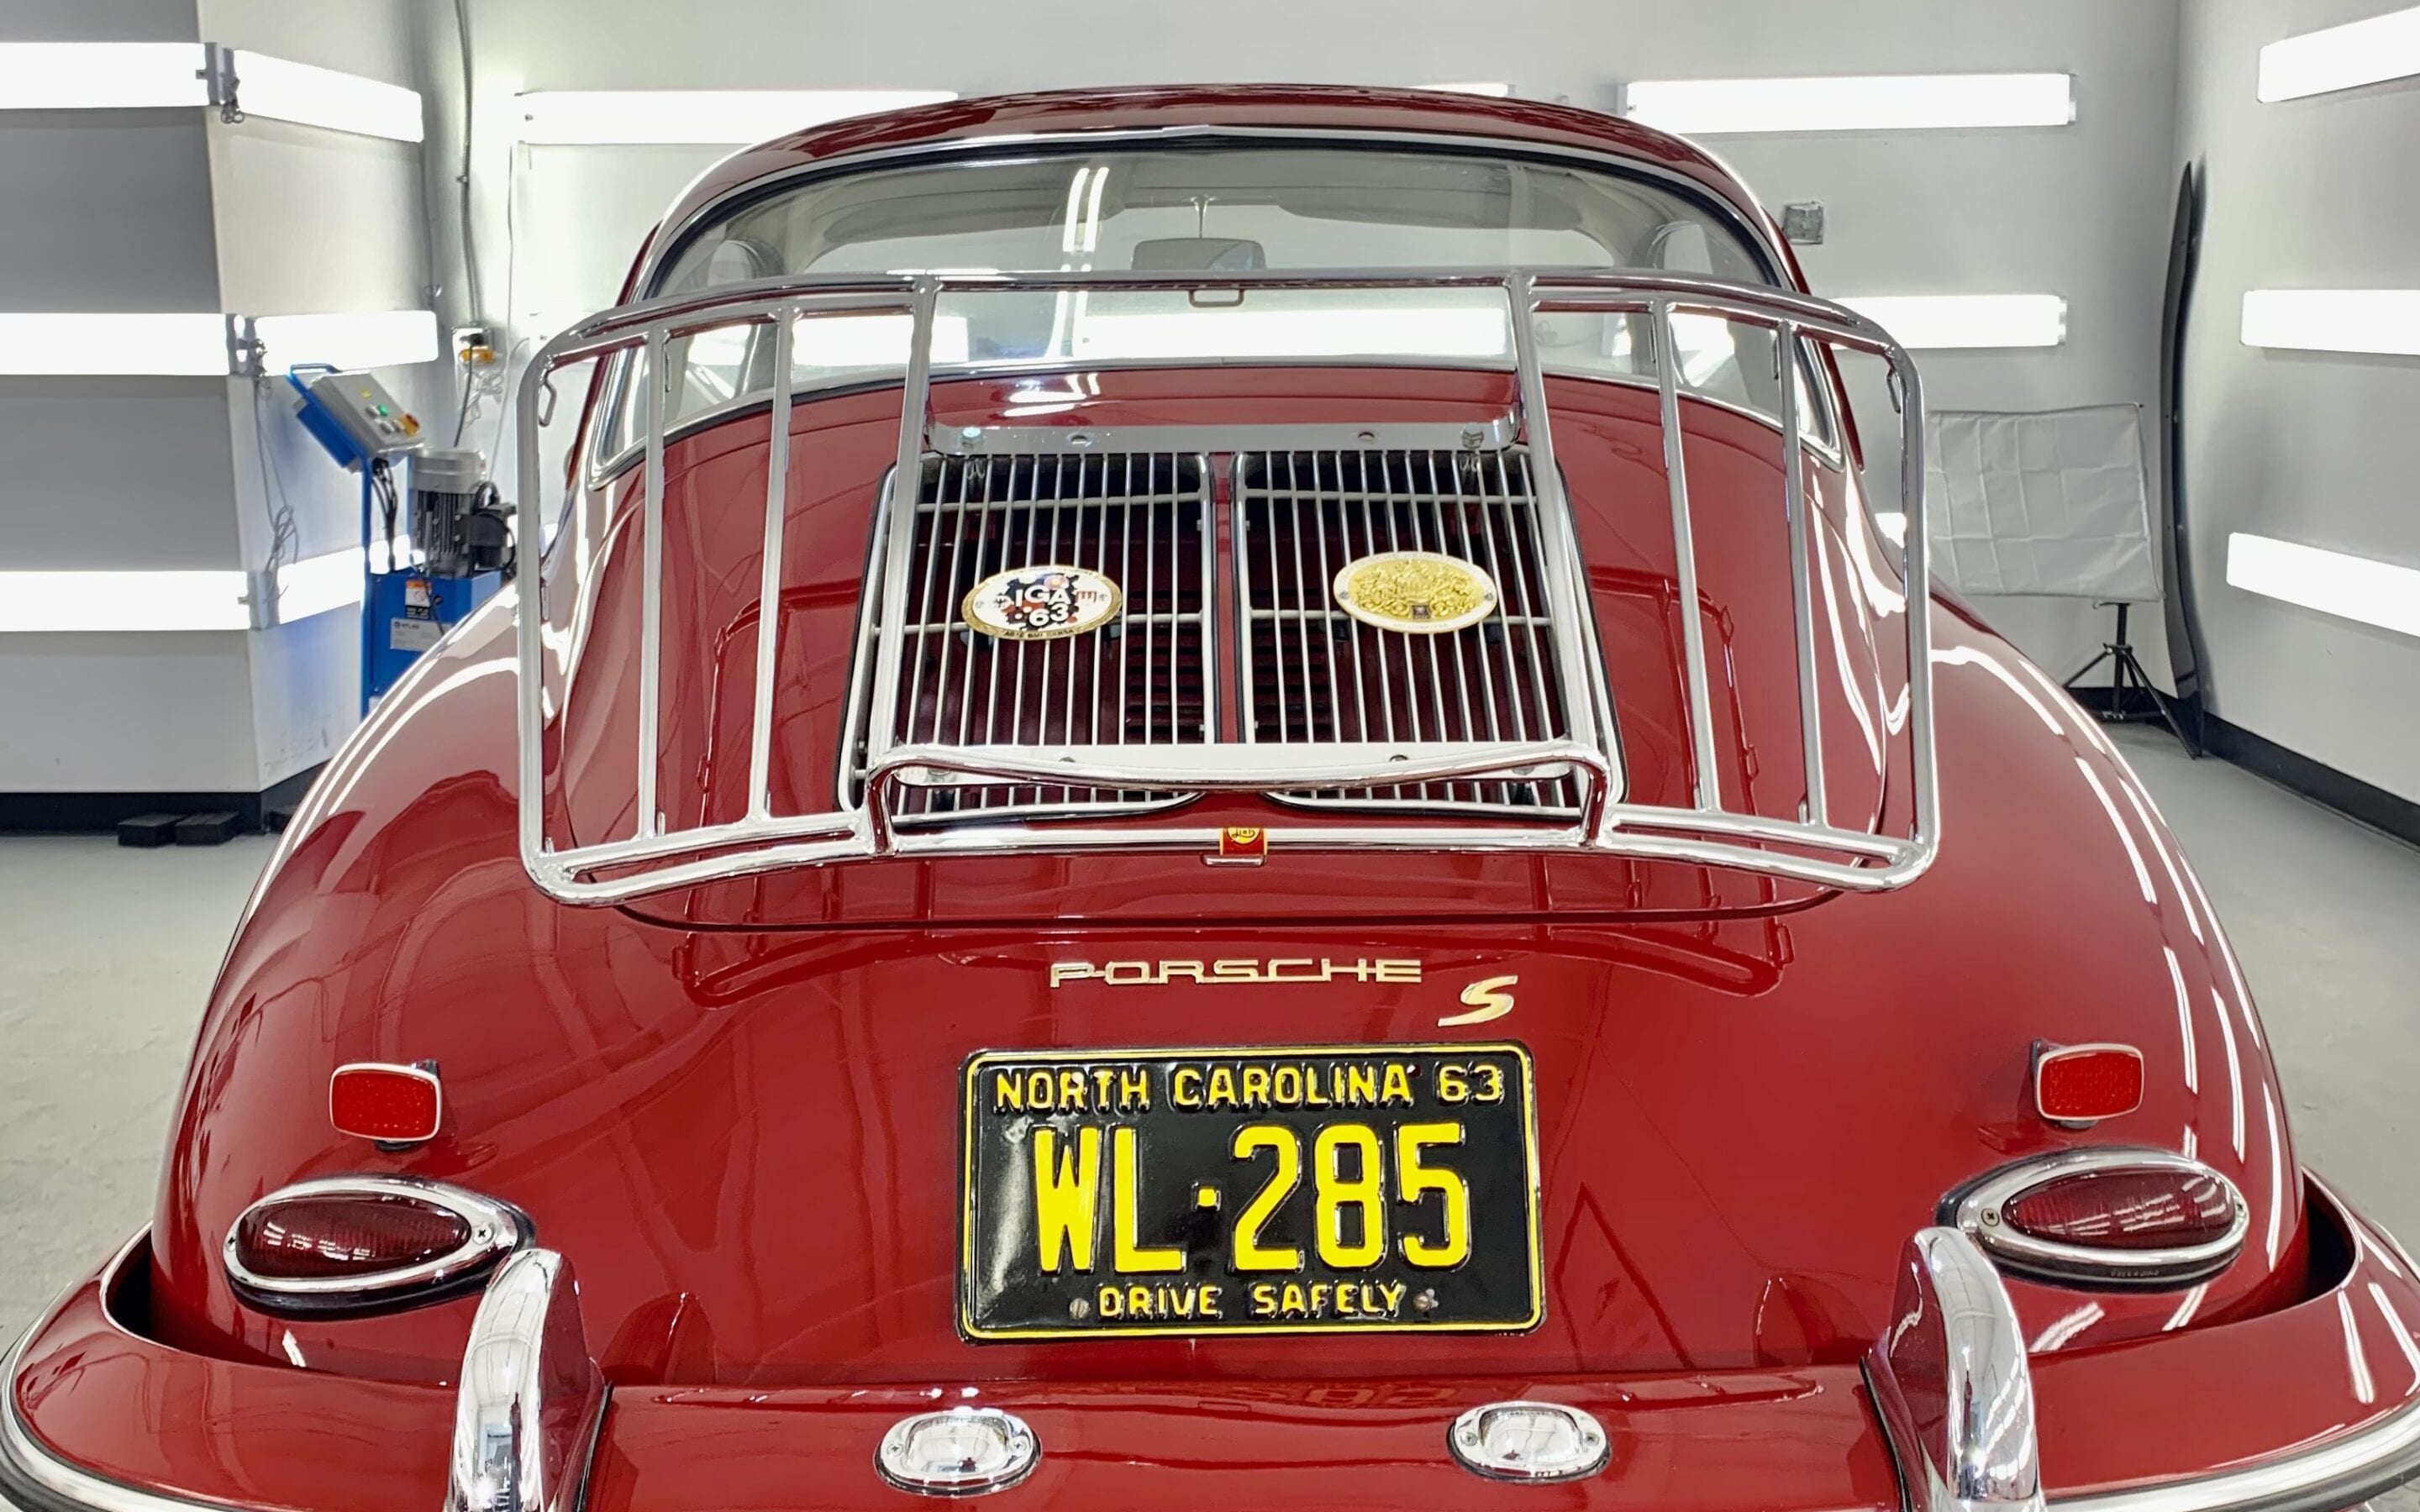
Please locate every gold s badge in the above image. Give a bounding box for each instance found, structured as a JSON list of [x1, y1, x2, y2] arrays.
[[964, 564, 1122, 641], [1439, 974, 1518, 1026], [1333, 551, 1497, 635]]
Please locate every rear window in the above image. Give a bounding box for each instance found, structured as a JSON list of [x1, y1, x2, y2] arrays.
[[601, 143, 1826, 463]]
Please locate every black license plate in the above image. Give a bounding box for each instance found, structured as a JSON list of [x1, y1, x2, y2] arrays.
[[959, 1044, 1541, 1340]]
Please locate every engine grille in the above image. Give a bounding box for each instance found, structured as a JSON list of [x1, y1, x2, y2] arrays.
[[1236, 448, 1581, 815], [845, 451, 1213, 822]]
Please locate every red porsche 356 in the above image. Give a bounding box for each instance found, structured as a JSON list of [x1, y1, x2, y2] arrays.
[[8, 86, 2417, 1512]]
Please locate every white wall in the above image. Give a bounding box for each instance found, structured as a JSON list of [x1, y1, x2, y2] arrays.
[[418, 0, 2182, 687], [0, 0, 437, 798], [2174, 0, 2420, 803]]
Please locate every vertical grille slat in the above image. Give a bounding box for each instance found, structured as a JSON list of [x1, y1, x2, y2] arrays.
[[1237, 445, 1581, 817], [848, 451, 1212, 823]]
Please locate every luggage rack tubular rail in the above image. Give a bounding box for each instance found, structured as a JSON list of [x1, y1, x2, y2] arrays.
[[511, 266, 1936, 906]]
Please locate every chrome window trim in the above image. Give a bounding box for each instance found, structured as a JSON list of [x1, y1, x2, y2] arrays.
[[1945, 1147, 2250, 1291], [581, 123, 1827, 486], [221, 1175, 527, 1314]]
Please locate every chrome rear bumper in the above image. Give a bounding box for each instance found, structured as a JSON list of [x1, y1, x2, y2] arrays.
[[10, 1194, 2420, 1512]]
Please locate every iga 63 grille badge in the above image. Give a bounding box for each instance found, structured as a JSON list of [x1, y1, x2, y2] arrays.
[[1333, 550, 1497, 634], [964, 564, 1123, 641]]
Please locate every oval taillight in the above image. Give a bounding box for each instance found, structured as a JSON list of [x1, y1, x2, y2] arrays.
[[225, 1178, 523, 1317], [2001, 1167, 2238, 1251], [234, 1192, 471, 1278], [1947, 1148, 2249, 1290]]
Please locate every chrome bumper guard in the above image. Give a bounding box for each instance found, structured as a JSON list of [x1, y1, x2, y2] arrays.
[[1870, 1227, 2049, 1512], [513, 266, 1943, 906], [441, 1250, 605, 1512]]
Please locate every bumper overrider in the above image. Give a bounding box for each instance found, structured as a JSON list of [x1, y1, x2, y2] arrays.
[[8, 1179, 2420, 1512]]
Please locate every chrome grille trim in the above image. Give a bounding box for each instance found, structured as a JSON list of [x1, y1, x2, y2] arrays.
[[1237, 446, 1581, 816], [843, 451, 1215, 824]]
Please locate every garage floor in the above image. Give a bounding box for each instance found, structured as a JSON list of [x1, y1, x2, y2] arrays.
[[3, 723, 2417, 1350]]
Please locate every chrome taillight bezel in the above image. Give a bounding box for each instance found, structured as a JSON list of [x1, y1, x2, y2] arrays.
[[224, 1175, 528, 1318], [1944, 1147, 2250, 1291]]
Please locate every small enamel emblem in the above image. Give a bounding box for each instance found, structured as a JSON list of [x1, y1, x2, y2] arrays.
[[1333, 551, 1497, 634], [1206, 825, 1268, 865], [964, 564, 1122, 642]]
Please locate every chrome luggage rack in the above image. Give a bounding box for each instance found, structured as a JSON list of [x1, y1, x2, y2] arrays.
[[513, 267, 1935, 906]]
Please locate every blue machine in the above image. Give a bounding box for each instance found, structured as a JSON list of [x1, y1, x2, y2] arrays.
[[285, 367, 506, 712]]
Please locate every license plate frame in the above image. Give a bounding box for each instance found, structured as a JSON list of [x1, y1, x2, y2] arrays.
[[958, 1043, 1543, 1341]]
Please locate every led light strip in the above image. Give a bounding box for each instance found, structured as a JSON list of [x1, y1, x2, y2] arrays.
[[1839, 294, 2069, 349], [2259, 5, 2420, 102], [226, 50, 423, 141], [2241, 289, 2420, 356], [515, 89, 956, 144], [0, 41, 208, 108], [2227, 534, 2420, 639], [0, 539, 410, 634], [0, 41, 421, 141], [0, 310, 438, 375], [1623, 73, 2075, 134]]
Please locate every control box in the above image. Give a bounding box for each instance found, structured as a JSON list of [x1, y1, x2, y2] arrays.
[[290, 368, 425, 470]]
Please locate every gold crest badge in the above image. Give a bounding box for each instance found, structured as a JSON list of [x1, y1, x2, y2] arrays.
[[1332, 551, 1498, 634]]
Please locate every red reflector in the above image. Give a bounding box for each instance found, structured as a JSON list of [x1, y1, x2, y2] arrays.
[[232, 1192, 471, 1280], [2034, 1043, 2144, 1123], [2002, 1167, 2238, 1251], [329, 1063, 442, 1142]]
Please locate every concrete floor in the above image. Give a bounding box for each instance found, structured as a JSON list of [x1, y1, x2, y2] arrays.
[[1, 727, 2416, 1395]]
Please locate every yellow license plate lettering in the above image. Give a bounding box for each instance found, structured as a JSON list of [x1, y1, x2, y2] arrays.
[[1111, 1125, 1185, 1273], [1228, 1122, 1303, 1272], [1031, 1126, 1102, 1273], [1313, 1122, 1386, 1269], [1395, 1120, 1471, 1268]]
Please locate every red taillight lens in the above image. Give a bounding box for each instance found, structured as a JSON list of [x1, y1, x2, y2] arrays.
[[224, 1179, 521, 1316], [2001, 1168, 2238, 1251], [1953, 1149, 2248, 1289], [234, 1192, 471, 1279], [2034, 1044, 2144, 1123], [329, 1063, 442, 1143]]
